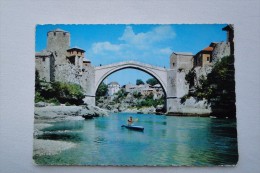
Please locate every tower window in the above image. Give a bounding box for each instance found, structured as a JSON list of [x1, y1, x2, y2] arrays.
[[54, 32, 56, 36]]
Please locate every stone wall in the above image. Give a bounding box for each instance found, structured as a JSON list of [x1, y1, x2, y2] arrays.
[[54, 64, 82, 85], [53, 62, 96, 106], [193, 65, 213, 87], [82, 65, 95, 105], [212, 42, 230, 63], [167, 53, 194, 113], [170, 52, 193, 70], [35, 56, 51, 82], [35, 50, 55, 82]]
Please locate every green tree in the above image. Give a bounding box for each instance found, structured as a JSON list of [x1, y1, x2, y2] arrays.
[[185, 69, 196, 87], [133, 91, 142, 98], [146, 78, 159, 86], [35, 70, 41, 92], [48, 82, 84, 105], [96, 82, 108, 97], [183, 55, 236, 118], [136, 79, 144, 85]]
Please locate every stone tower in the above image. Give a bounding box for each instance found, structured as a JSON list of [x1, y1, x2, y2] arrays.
[[167, 52, 193, 113], [47, 29, 70, 64]]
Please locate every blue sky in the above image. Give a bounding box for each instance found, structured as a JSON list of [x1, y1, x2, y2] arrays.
[[36, 24, 227, 85]]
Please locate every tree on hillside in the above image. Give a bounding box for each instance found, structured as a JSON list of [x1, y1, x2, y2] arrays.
[[146, 78, 159, 86], [136, 79, 144, 85], [183, 55, 236, 118], [96, 82, 108, 97]]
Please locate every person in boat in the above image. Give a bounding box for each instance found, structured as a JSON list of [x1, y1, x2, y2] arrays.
[[127, 116, 133, 126]]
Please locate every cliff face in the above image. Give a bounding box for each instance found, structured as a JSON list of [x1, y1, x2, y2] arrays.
[[167, 97, 211, 116], [212, 42, 231, 63]]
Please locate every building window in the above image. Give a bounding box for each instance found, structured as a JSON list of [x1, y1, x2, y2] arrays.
[[207, 57, 210, 61]]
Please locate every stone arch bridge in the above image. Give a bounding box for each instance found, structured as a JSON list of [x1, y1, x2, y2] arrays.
[[83, 58, 192, 113]]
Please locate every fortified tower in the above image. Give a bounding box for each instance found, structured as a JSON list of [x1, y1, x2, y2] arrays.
[[167, 52, 193, 113], [47, 29, 70, 64]]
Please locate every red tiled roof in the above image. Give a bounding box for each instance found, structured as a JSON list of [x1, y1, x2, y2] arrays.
[[203, 46, 214, 51]]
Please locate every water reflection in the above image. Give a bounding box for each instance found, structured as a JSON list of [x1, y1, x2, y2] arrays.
[[34, 113, 238, 166]]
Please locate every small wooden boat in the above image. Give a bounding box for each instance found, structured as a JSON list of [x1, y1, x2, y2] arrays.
[[121, 125, 144, 131]]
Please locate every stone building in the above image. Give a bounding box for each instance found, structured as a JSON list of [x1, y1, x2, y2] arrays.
[[141, 88, 154, 96], [152, 84, 164, 99], [35, 50, 55, 82], [67, 47, 85, 70], [193, 45, 214, 67], [35, 28, 95, 105], [168, 52, 193, 98], [194, 40, 231, 67], [170, 52, 193, 70], [107, 82, 120, 96]]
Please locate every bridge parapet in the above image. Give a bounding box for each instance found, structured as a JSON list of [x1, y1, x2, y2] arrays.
[[95, 61, 167, 72]]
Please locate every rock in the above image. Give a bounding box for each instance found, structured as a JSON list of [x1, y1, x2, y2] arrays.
[[34, 105, 108, 120], [167, 97, 211, 115], [141, 106, 156, 114], [156, 105, 164, 109], [112, 109, 119, 113], [35, 102, 47, 107], [82, 105, 108, 117], [48, 103, 56, 106]]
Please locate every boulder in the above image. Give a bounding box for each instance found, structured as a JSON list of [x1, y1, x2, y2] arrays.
[[35, 102, 47, 107]]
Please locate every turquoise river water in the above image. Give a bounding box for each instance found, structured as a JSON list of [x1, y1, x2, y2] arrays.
[[34, 113, 238, 166]]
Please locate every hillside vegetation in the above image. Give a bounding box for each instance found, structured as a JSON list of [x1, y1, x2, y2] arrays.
[[182, 55, 236, 118], [35, 71, 85, 105]]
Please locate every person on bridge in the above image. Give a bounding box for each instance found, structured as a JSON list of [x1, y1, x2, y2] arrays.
[[127, 116, 133, 126]]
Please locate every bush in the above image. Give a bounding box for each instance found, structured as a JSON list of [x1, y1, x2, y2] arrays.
[[34, 78, 85, 105], [96, 82, 108, 97], [185, 69, 196, 86], [65, 102, 71, 106], [35, 91, 44, 103], [47, 98, 60, 105], [133, 91, 142, 98]]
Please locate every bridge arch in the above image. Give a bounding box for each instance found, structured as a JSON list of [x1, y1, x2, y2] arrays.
[[94, 61, 168, 96]]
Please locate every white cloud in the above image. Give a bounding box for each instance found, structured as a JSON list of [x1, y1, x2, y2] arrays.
[[89, 25, 176, 67], [119, 25, 176, 48], [92, 41, 122, 54]]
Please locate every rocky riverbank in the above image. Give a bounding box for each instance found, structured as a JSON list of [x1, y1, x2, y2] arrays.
[[33, 103, 109, 157], [166, 97, 211, 116], [34, 103, 108, 120]]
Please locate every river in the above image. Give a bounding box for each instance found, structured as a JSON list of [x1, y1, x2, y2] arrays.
[[33, 113, 238, 166]]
